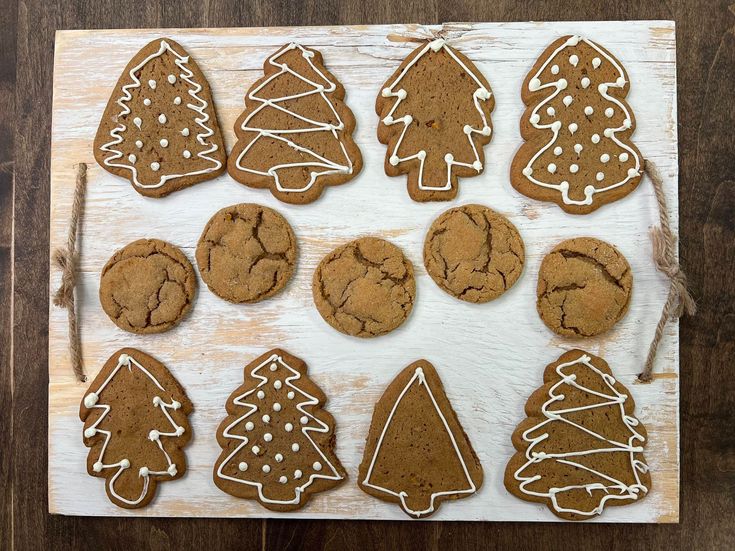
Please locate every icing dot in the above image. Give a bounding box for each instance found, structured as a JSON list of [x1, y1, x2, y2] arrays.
[[150, 162, 160, 171], [167, 74, 176, 84], [183, 150, 191, 159], [605, 107, 614, 118], [567, 36, 581, 46], [472, 160, 482, 171], [262, 414, 271, 423], [522, 167, 533, 177], [149, 430, 160, 441], [381, 87, 391, 97], [262, 465, 271, 473], [133, 117, 142, 129], [551, 64, 559, 75], [257, 390, 265, 399], [616, 76, 626, 87], [160, 139, 168, 148], [628, 168, 639, 177], [592, 57, 602, 69], [557, 78, 567, 90], [127, 154, 136, 163], [444, 153, 454, 163], [581, 77, 591, 88], [269, 363, 277, 371], [245, 422, 254, 431], [463, 124, 473, 135], [623, 118, 632, 129], [172, 400, 181, 409], [599, 83, 609, 94], [553, 146, 563, 156], [135, 140, 143, 149], [294, 470, 303, 479], [547, 163, 557, 174], [591, 133, 601, 144], [552, 121, 562, 131], [530, 113, 540, 125], [143, 98, 151, 106], [158, 114, 167, 124], [279, 476, 288, 484], [619, 152, 630, 162], [397, 89, 407, 100], [300, 416, 308, 425], [84, 427, 96, 438], [389, 155, 400, 166], [93, 461, 103, 472], [313, 462, 322, 471], [148, 79, 156, 89], [139, 467, 149, 477], [584, 106, 594, 116], [291, 443, 300, 452], [252, 445, 260, 454], [569, 54, 579, 66], [529, 77, 541, 91], [546, 106, 555, 116], [568, 123, 578, 134], [481, 126, 492, 136], [604, 128, 614, 138], [574, 144, 583, 154], [174, 96, 182, 105], [167, 464, 177, 476], [238, 462, 248, 471], [273, 403, 282, 412], [275, 453, 283, 462], [175, 426, 185, 436], [181, 128, 190, 136], [596, 172, 605, 181], [600, 153, 610, 163], [274, 380, 282, 390], [284, 423, 293, 432], [570, 164, 579, 174], [264, 433, 273, 442], [152, 396, 162, 406], [563, 95, 573, 107], [417, 150, 426, 160], [287, 391, 295, 399], [121, 459, 130, 469]]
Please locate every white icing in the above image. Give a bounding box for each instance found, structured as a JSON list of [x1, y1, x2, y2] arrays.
[[584, 106, 594, 116], [551, 64, 559, 75], [264, 433, 273, 442], [262, 414, 271, 423], [81, 353, 186, 506], [150, 162, 160, 171], [270, 363, 277, 372], [274, 380, 282, 390], [521, 35, 641, 206], [313, 461, 322, 471], [143, 98, 151, 106], [167, 74, 176, 84], [262, 465, 271, 473], [570, 164, 579, 173], [127, 154, 136, 163], [257, 390, 265, 399], [546, 106, 555, 116], [553, 146, 563, 156], [574, 144, 583, 154], [569, 54, 579, 66], [133, 117, 142, 129], [581, 77, 591, 88], [600, 153, 610, 163], [294, 470, 302, 479], [252, 445, 260, 454], [568, 123, 578, 134], [239, 462, 248, 471], [279, 476, 288, 484], [273, 403, 282, 412], [181, 127, 190, 136], [245, 421, 254, 431], [361, 366, 477, 518], [135, 140, 143, 149], [275, 453, 283, 462], [159, 139, 168, 147], [591, 133, 601, 144], [513, 353, 649, 517], [605, 107, 614, 118], [158, 113, 167, 124], [183, 150, 191, 159], [379, 38, 492, 191], [547, 163, 556, 174], [99, 40, 222, 189], [619, 152, 629, 162], [284, 423, 293, 432], [596, 172, 605, 181], [173, 96, 182, 105], [292, 443, 300, 452], [592, 57, 602, 69]]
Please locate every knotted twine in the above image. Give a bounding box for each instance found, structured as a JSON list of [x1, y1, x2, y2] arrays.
[[638, 159, 696, 382], [53, 162, 87, 382]]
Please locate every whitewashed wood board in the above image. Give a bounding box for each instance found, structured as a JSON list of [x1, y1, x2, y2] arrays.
[[49, 21, 679, 522]]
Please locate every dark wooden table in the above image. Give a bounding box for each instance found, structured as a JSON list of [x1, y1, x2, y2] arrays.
[[2, 1, 734, 549]]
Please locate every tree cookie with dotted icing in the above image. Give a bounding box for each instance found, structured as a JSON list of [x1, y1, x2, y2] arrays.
[[424, 204, 525, 303], [213, 349, 346, 512], [99, 238, 197, 334], [537, 237, 632, 338], [505, 349, 651, 520], [80, 348, 193, 509], [377, 38, 494, 202], [358, 359, 483, 519], [94, 38, 226, 198], [510, 35, 642, 214], [228, 43, 362, 204], [312, 237, 415, 338], [196, 204, 297, 304]]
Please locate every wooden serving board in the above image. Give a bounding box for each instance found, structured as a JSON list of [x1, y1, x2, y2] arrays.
[[49, 21, 679, 522]]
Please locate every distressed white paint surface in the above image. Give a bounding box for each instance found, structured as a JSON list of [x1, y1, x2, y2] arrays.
[[48, 21, 679, 522]]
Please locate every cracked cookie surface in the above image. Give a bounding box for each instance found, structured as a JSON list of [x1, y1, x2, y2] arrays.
[[99, 239, 197, 334], [312, 237, 415, 337], [536, 237, 632, 337], [196, 204, 297, 303], [424, 204, 525, 303]]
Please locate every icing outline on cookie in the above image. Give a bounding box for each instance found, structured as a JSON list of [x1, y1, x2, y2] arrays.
[[99, 39, 222, 189], [214, 353, 343, 505], [381, 38, 493, 191], [82, 352, 186, 506], [513, 352, 649, 517], [234, 43, 354, 193], [522, 35, 641, 206], [362, 366, 476, 517]]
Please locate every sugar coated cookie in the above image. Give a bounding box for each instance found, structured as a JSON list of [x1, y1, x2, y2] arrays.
[[228, 43, 362, 204], [94, 38, 226, 197], [505, 349, 651, 520], [537, 237, 632, 337], [377, 38, 494, 202], [99, 238, 196, 334], [510, 35, 642, 214], [213, 349, 346, 511], [196, 204, 297, 304], [80, 348, 193, 509], [358, 359, 483, 518], [424, 204, 525, 302], [312, 237, 415, 337]]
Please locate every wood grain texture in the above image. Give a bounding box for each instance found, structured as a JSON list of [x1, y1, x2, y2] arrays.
[[48, 21, 678, 522], [6, 1, 734, 550]]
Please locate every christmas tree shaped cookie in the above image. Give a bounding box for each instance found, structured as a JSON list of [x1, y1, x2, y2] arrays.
[[358, 360, 483, 518], [79, 348, 193, 509], [213, 349, 346, 511], [511, 35, 643, 214], [228, 43, 362, 204], [377, 38, 494, 202], [94, 38, 226, 198], [505, 350, 651, 520]]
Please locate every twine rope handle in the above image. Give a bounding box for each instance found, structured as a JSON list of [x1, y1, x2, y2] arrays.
[[53, 163, 87, 382], [638, 159, 696, 382]]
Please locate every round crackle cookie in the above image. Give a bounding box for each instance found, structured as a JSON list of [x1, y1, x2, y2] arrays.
[[424, 204, 525, 303], [536, 237, 632, 337], [99, 238, 197, 334], [312, 237, 415, 338], [196, 204, 297, 304]]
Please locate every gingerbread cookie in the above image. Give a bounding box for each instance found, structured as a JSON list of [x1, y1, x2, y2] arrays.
[[537, 237, 632, 337], [213, 349, 346, 511], [359, 360, 483, 518], [377, 38, 494, 202], [511, 35, 642, 214], [505, 349, 651, 520], [99, 238, 196, 334], [424, 204, 525, 302], [80, 348, 193, 509], [94, 38, 226, 198], [228, 43, 362, 204], [312, 237, 415, 337], [196, 204, 297, 304]]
